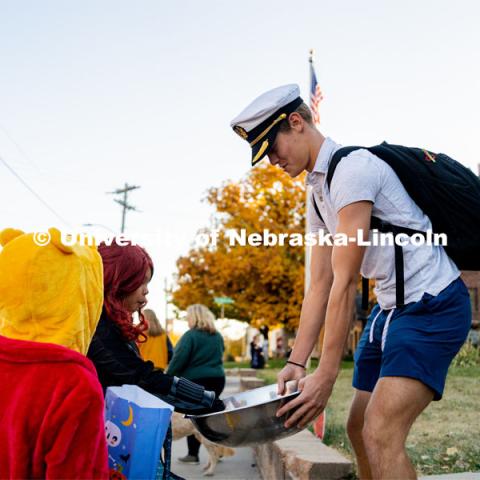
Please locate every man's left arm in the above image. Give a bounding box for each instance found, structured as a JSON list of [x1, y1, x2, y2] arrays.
[[277, 200, 372, 428]]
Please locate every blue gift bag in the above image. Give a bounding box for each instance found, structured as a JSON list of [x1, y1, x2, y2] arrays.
[[105, 385, 174, 480]]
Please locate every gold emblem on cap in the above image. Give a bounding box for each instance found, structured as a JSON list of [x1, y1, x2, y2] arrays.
[[252, 139, 269, 165], [250, 113, 287, 147], [233, 125, 248, 140]]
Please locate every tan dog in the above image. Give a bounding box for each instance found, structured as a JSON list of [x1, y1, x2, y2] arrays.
[[171, 412, 235, 476]]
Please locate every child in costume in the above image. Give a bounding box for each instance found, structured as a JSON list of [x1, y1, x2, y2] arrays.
[[0, 228, 108, 479], [87, 240, 224, 414]]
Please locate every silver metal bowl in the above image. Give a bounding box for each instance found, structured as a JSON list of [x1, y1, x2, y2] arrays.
[[187, 382, 303, 447]]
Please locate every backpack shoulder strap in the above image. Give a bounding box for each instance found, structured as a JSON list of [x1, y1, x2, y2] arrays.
[[327, 146, 364, 189], [324, 144, 424, 308], [311, 194, 324, 223], [310, 146, 364, 223]]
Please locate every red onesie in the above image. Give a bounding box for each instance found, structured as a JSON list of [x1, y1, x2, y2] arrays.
[[0, 335, 109, 479]]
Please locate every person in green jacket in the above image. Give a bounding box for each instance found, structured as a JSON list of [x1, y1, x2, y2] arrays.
[[167, 304, 225, 464]]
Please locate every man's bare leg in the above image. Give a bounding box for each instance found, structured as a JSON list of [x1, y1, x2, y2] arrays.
[[362, 377, 434, 479], [346, 389, 373, 479]]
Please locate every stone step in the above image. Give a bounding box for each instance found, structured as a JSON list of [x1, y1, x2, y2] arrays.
[[238, 368, 258, 378], [240, 377, 266, 391], [254, 429, 353, 480]]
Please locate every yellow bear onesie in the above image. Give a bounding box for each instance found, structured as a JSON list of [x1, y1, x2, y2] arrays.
[[0, 228, 108, 479]]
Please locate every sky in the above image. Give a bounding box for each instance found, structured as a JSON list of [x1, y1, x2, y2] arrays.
[[1, 0, 479, 322]]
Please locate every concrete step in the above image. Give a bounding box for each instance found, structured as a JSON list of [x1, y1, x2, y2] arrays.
[[254, 430, 353, 480]]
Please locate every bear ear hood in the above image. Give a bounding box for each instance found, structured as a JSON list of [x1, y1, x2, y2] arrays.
[[0, 228, 24, 246], [0, 228, 104, 356]]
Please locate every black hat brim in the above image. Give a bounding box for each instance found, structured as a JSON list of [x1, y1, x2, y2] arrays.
[[250, 122, 282, 167]]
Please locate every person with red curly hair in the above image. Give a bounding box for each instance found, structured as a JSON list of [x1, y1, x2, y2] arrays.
[[87, 240, 224, 414]]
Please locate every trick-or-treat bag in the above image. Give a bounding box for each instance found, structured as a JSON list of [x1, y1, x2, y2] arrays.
[[105, 385, 174, 480]]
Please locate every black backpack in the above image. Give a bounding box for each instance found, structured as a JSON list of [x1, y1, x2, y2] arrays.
[[311, 142, 480, 308]]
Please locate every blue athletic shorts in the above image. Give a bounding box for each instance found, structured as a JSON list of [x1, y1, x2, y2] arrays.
[[352, 277, 471, 400]]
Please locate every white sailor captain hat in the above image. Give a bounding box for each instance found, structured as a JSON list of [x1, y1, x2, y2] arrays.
[[230, 84, 303, 166]]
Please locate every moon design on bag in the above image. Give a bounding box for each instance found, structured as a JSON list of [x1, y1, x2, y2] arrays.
[[121, 405, 134, 427]]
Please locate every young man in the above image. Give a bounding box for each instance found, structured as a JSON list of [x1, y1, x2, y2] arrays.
[[230, 84, 471, 479]]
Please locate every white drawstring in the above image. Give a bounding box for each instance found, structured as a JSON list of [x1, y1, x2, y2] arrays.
[[369, 307, 396, 351], [381, 309, 395, 351], [369, 308, 383, 343]]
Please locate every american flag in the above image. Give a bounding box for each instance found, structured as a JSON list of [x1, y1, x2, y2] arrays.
[[309, 58, 323, 125]]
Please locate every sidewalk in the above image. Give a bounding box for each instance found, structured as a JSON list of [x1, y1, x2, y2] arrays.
[[421, 474, 480, 480], [171, 440, 260, 480], [171, 377, 261, 479]]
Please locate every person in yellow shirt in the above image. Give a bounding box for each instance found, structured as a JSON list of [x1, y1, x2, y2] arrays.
[[138, 309, 173, 371]]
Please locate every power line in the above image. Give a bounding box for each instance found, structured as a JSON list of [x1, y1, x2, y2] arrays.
[[0, 122, 41, 172], [0, 154, 71, 227]]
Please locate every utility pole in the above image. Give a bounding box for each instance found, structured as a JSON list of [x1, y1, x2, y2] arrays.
[[108, 183, 140, 233]]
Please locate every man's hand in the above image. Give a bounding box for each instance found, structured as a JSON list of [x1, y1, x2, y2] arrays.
[[277, 363, 307, 395], [276, 370, 334, 429]]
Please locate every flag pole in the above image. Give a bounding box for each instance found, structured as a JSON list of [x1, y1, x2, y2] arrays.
[[306, 48, 327, 360], [307, 49, 327, 434], [304, 48, 315, 368], [305, 47, 316, 296]]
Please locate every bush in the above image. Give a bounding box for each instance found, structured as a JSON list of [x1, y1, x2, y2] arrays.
[[224, 338, 245, 360], [452, 341, 480, 368], [224, 352, 235, 362]]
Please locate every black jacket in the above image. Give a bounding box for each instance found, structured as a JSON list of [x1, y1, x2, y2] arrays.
[[87, 310, 173, 396]]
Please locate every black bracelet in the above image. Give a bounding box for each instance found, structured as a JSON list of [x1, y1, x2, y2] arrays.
[[287, 360, 306, 369]]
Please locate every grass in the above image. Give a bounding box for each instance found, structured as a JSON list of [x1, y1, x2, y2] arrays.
[[406, 369, 480, 475], [245, 360, 480, 477], [224, 358, 291, 370], [224, 357, 354, 372]]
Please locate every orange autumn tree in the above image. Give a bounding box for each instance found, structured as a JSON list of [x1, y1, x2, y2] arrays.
[[172, 163, 306, 330]]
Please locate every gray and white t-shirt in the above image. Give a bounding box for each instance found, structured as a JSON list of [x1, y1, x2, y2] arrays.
[[307, 137, 460, 310]]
